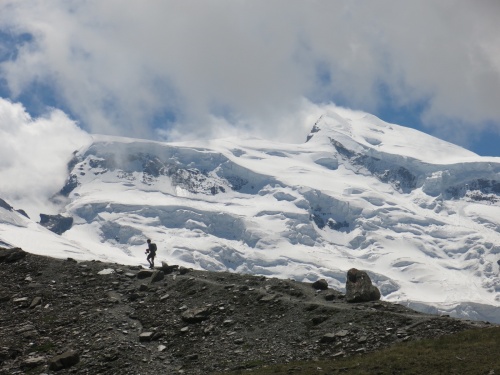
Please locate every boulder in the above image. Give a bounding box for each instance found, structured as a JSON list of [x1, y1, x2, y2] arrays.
[[48, 350, 80, 371], [312, 279, 329, 290], [345, 268, 381, 303]]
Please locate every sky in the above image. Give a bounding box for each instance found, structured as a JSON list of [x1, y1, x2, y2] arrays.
[[0, 0, 499, 159]]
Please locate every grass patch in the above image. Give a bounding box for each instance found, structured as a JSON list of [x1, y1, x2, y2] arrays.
[[214, 327, 500, 375], [33, 341, 55, 353]]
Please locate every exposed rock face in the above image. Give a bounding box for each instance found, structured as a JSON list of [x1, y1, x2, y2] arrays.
[[0, 249, 490, 375], [0, 198, 29, 218], [0, 198, 13, 211], [345, 268, 381, 303], [39, 214, 73, 235]]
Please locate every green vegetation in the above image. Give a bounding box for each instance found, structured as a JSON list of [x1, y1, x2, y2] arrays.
[[215, 327, 500, 375], [33, 341, 55, 353]]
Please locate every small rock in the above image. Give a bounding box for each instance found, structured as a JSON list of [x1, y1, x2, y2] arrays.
[[324, 293, 336, 301], [181, 306, 211, 323], [336, 329, 349, 337], [319, 333, 336, 343], [29, 296, 42, 309], [97, 268, 114, 275], [150, 270, 165, 283], [13, 297, 29, 304], [311, 316, 328, 325], [21, 356, 45, 369], [312, 279, 329, 290], [259, 294, 277, 303], [139, 332, 154, 342], [137, 269, 154, 279]]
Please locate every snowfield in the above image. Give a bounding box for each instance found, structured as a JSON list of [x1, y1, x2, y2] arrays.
[[1, 109, 500, 323]]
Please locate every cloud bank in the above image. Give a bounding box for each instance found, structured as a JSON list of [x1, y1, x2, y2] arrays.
[[0, 1, 499, 146], [0, 98, 91, 217]]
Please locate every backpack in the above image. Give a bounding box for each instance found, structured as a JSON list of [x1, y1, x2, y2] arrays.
[[150, 243, 157, 252]]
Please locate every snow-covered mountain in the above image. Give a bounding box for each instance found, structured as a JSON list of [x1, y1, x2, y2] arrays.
[[2, 110, 500, 323]]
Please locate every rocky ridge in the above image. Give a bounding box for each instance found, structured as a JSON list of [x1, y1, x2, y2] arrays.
[[0, 247, 493, 374]]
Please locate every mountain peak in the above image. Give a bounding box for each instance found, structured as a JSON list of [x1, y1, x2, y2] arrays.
[[306, 110, 479, 164]]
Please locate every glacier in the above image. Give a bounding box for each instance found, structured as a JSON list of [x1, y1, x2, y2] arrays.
[[1, 109, 499, 323]]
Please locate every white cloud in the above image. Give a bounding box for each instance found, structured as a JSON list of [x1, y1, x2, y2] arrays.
[[0, 0, 499, 145], [0, 98, 92, 217]]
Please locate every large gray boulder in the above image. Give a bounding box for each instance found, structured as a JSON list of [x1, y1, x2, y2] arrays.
[[345, 268, 381, 303]]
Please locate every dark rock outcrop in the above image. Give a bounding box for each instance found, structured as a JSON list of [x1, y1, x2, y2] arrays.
[[345, 268, 381, 303], [39, 214, 73, 235], [0, 198, 29, 218], [0, 248, 26, 263], [0, 198, 13, 211]]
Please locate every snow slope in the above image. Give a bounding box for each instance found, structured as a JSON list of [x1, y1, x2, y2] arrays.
[[1, 109, 500, 323]]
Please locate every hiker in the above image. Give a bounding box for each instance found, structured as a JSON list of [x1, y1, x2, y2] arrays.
[[145, 239, 157, 269]]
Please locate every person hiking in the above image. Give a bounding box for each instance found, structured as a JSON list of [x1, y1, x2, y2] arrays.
[[145, 239, 157, 269]]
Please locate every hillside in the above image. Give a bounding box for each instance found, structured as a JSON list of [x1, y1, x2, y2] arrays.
[[0, 248, 494, 375]]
